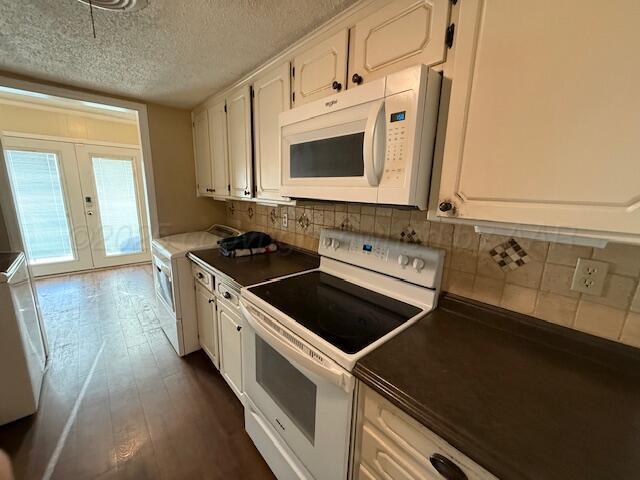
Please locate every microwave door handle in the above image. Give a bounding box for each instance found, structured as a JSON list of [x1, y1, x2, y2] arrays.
[[363, 100, 385, 186], [240, 301, 354, 393]]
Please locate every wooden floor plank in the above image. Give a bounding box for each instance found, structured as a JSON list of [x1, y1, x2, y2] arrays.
[[0, 265, 274, 480]]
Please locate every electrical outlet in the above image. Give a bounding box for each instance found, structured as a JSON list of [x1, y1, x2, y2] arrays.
[[570, 258, 609, 296], [282, 212, 288, 228]]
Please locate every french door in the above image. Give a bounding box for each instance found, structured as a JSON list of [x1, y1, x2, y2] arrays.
[[3, 136, 149, 276]]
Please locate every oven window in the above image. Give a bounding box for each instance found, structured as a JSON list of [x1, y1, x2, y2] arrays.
[[290, 133, 364, 178], [154, 262, 174, 312], [256, 336, 317, 444]]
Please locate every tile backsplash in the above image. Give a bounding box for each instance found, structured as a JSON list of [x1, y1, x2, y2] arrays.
[[224, 200, 640, 348]]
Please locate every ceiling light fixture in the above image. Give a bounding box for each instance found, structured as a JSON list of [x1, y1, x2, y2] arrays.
[[76, 0, 149, 12], [76, 0, 149, 38]]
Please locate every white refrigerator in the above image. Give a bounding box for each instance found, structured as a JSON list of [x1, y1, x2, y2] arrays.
[[0, 252, 47, 425]]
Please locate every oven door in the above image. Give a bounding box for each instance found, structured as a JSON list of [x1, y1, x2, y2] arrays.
[[153, 254, 175, 314], [280, 81, 386, 204], [241, 301, 354, 480]]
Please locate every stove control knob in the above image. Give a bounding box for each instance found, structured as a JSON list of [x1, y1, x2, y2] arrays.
[[323, 237, 333, 248], [413, 258, 425, 272], [398, 254, 409, 266], [331, 239, 341, 250]]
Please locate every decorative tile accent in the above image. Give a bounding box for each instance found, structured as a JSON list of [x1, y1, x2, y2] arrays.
[[226, 202, 235, 216], [247, 206, 255, 219], [296, 212, 310, 232], [489, 238, 530, 271], [339, 215, 353, 231], [400, 226, 422, 244], [269, 208, 278, 226]]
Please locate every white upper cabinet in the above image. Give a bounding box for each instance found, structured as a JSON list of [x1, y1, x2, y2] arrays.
[[208, 101, 230, 197], [253, 62, 291, 202], [193, 109, 213, 196], [437, 0, 640, 237], [292, 29, 349, 106], [226, 85, 253, 199], [349, 0, 450, 88]]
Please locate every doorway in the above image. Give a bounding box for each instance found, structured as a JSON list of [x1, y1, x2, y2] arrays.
[[3, 136, 150, 276]]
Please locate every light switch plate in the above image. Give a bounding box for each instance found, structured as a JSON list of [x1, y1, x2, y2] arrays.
[[282, 212, 288, 228], [571, 258, 609, 296]]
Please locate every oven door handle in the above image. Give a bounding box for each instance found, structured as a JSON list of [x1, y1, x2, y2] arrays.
[[363, 100, 385, 187], [240, 301, 354, 393]]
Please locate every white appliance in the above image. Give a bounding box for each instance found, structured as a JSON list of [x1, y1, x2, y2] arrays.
[[240, 229, 444, 480], [151, 225, 240, 356], [0, 252, 47, 425], [279, 65, 441, 209]]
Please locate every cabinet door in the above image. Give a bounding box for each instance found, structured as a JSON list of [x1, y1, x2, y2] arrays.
[[227, 85, 253, 199], [253, 62, 291, 202], [218, 302, 243, 399], [293, 29, 348, 106], [208, 101, 230, 197], [437, 0, 640, 236], [195, 283, 218, 368], [193, 109, 213, 196], [349, 0, 450, 88]]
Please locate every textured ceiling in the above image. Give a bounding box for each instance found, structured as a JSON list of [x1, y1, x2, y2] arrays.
[[0, 0, 356, 108]]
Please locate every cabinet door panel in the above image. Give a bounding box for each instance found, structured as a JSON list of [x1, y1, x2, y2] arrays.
[[253, 63, 291, 202], [196, 284, 218, 367], [208, 101, 230, 197], [438, 0, 640, 236], [293, 29, 348, 106], [349, 0, 449, 87], [218, 303, 243, 399], [227, 85, 253, 199], [193, 109, 212, 196]]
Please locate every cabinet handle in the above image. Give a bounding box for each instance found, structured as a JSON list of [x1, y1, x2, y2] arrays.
[[197, 272, 204, 279], [236, 325, 242, 332], [208, 298, 214, 304], [429, 454, 467, 480], [223, 291, 231, 300], [352, 73, 363, 85], [438, 201, 454, 213], [331, 81, 342, 92]]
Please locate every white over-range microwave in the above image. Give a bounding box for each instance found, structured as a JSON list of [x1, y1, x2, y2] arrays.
[[279, 65, 441, 209]]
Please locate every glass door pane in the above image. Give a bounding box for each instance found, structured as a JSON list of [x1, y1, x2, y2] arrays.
[[5, 150, 75, 265], [91, 157, 143, 256]]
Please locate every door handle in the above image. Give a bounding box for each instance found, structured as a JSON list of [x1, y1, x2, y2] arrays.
[[363, 100, 385, 186]]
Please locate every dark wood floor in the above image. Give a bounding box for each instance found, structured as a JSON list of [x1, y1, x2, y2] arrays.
[[0, 265, 274, 480]]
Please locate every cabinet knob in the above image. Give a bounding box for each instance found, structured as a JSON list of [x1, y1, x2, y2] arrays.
[[429, 454, 467, 480], [352, 73, 363, 85], [197, 272, 203, 279], [208, 298, 214, 304], [331, 81, 342, 92], [223, 291, 231, 300], [438, 201, 454, 213], [236, 325, 242, 332]]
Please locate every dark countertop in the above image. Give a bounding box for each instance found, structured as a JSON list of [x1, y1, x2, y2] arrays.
[[354, 293, 640, 480], [188, 244, 320, 287], [0, 252, 22, 274]]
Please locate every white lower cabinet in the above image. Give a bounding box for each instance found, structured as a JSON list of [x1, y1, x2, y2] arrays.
[[218, 300, 244, 400], [354, 383, 496, 480], [195, 282, 219, 368]]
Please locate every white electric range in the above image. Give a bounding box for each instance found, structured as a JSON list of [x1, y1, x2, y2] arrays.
[[151, 225, 240, 356], [240, 228, 444, 480]]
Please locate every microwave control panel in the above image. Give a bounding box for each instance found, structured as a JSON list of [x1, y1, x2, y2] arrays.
[[382, 90, 416, 188]]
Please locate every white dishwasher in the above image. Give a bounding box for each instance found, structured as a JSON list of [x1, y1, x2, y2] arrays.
[[0, 252, 47, 425]]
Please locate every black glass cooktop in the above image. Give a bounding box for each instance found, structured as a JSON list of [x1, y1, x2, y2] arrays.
[[247, 271, 422, 354]]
